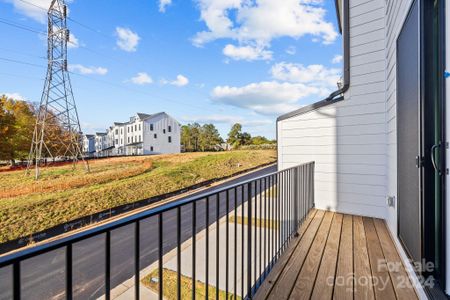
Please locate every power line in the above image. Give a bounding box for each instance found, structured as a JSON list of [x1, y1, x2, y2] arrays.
[[0, 55, 214, 113], [0, 57, 45, 68], [0, 17, 45, 34]]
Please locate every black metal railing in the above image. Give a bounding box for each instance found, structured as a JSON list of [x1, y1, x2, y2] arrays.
[[0, 162, 314, 300]]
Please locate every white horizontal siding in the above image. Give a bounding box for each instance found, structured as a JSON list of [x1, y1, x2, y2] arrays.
[[278, 0, 386, 219]]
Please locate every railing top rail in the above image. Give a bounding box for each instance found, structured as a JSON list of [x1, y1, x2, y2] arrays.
[[0, 161, 314, 267]]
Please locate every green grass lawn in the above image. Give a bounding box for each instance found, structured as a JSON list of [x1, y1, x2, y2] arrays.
[[142, 268, 241, 300], [0, 150, 276, 244]]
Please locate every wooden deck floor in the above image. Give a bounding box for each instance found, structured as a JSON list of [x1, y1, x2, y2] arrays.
[[255, 209, 419, 300]]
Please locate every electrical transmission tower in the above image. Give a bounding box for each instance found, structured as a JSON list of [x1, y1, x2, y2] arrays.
[[27, 0, 89, 179]]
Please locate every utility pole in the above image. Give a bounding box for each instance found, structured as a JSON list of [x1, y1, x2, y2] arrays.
[[27, 0, 89, 179]]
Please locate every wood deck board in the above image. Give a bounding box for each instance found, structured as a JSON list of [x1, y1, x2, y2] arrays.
[[266, 210, 325, 300], [373, 218, 418, 300], [254, 209, 317, 299], [255, 210, 418, 300], [290, 211, 334, 300], [333, 214, 353, 300], [310, 213, 343, 300]]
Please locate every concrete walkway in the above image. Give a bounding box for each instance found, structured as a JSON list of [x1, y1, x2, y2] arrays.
[[110, 190, 283, 299]]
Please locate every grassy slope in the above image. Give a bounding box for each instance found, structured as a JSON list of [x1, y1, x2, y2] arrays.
[[0, 150, 276, 243], [142, 268, 240, 300]]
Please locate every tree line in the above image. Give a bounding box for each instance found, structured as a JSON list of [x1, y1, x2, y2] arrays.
[[181, 122, 275, 152], [0, 95, 74, 164]]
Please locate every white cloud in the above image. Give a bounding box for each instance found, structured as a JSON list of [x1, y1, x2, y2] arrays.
[[332, 54, 343, 64], [193, 0, 338, 58], [115, 27, 140, 52], [285, 46, 296, 55], [271, 62, 340, 91], [2, 92, 26, 100], [8, 0, 52, 23], [211, 81, 320, 115], [128, 72, 153, 85], [223, 44, 272, 61], [183, 114, 272, 127], [159, 0, 172, 12], [69, 64, 108, 75], [161, 74, 189, 87], [67, 33, 80, 49]]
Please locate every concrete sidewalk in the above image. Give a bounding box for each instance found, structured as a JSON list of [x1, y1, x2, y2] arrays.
[[110, 190, 283, 300]]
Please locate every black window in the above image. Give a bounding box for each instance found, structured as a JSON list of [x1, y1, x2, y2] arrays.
[[168, 126, 172, 132], [121, 129, 123, 134], [163, 129, 166, 134], [150, 146, 154, 151], [127, 127, 129, 133], [154, 134, 157, 139], [128, 137, 130, 143], [150, 124, 154, 131], [139, 124, 141, 131], [168, 136, 172, 143], [115, 129, 118, 134]]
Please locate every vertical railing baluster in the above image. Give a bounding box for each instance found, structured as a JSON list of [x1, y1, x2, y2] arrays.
[[216, 194, 220, 300], [253, 181, 257, 292], [177, 207, 181, 300], [13, 261, 20, 300], [247, 182, 252, 299], [271, 175, 274, 268], [259, 179, 262, 287], [241, 186, 244, 299], [158, 214, 163, 300], [192, 201, 196, 300], [226, 190, 230, 298], [264, 177, 267, 278], [66, 244, 73, 300], [205, 198, 209, 300], [234, 187, 238, 299], [135, 222, 140, 300], [105, 231, 111, 300]]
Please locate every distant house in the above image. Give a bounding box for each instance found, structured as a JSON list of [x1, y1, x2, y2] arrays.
[[83, 112, 181, 157], [82, 134, 95, 156], [94, 132, 108, 157]]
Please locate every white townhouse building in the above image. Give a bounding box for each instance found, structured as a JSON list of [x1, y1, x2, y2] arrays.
[[122, 112, 181, 155], [83, 112, 181, 157], [94, 132, 108, 157], [82, 134, 95, 156]]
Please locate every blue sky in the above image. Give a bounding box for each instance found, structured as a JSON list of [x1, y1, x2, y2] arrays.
[[0, 0, 342, 139]]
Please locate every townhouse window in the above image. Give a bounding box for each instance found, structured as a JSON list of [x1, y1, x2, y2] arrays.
[[168, 136, 172, 143], [168, 126, 172, 133], [132, 136, 134, 143], [163, 129, 166, 134], [131, 127, 133, 133], [127, 127, 129, 133], [139, 124, 141, 131], [139, 135, 141, 142], [154, 134, 157, 139], [121, 129, 123, 134], [128, 137, 130, 143], [150, 146, 154, 151], [135, 125, 137, 131], [150, 124, 154, 131], [115, 139, 118, 145], [115, 129, 118, 135], [121, 139, 123, 144]]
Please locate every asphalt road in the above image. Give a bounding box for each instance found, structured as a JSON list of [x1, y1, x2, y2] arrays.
[[0, 164, 277, 300]]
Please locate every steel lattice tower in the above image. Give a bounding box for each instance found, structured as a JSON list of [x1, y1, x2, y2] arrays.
[[27, 0, 89, 179]]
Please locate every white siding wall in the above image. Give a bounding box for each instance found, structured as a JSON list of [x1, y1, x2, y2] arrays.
[[278, 0, 387, 218], [384, 0, 414, 236], [142, 114, 181, 154]]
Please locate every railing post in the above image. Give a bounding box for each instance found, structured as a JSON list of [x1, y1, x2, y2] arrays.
[[293, 167, 299, 237], [247, 183, 252, 299]]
